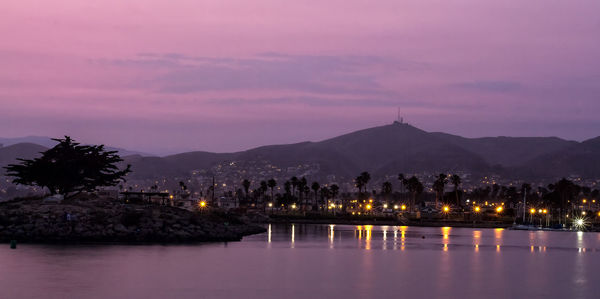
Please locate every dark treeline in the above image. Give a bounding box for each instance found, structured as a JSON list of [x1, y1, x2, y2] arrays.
[[234, 171, 600, 223]]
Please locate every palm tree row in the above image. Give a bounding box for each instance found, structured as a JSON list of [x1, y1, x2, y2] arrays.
[[237, 173, 598, 221]]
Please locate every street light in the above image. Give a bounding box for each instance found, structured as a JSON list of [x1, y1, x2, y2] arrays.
[[474, 206, 481, 212], [401, 204, 407, 211], [443, 206, 450, 213], [496, 206, 503, 213]]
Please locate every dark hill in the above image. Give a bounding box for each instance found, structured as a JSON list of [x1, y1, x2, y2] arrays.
[[0, 143, 47, 171], [517, 136, 600, 178], [3, 126, 599, 180], [430, 133, 576, 167], [314, 123, 489, 175]]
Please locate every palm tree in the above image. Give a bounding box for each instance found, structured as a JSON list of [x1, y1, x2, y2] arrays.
[[398, 173, 407, 202], [433, 173, 447, 208], [299, 177, 307, 212], [302, 183, 310, 214], [451, 174, 462, 207], [382, 181, 392, 202], [242, 179, 251, 203], [260, 180, 268, 208], [267, 179, 277, 203], [360, 171, 371, 193], [355, 176, 364, 193], [284, 180, 291, 197], [311, 182, 320, 210], [549, 178, 580, 223], [330, 184, 339, 200], [320, 186, 331, 213], [406, 176, 424, 211], [329, 184, 346, 209], [290, 176, 299, 198]]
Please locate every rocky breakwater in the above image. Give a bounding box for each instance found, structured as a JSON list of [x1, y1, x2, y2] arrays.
[[0, 197, 266, 243]]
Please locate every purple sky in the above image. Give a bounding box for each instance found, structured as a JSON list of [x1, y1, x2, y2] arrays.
[[2, 0, 600, 155]]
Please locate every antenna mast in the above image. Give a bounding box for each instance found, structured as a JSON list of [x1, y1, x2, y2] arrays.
[[396, 107, 404, 124]]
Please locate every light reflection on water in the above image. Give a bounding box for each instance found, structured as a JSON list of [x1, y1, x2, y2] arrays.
[[2, 224, 600, 299], [266, 224, 600, 253]]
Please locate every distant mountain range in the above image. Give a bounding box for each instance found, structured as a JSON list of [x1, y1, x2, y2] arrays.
[[0, 136, 150, 157], [1, 123, 599, 180]]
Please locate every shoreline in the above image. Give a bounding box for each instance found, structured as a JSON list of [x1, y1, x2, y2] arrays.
[[264, 217, 513, 228], [264, 218, 600, 232], [0, 198, 266, 244]]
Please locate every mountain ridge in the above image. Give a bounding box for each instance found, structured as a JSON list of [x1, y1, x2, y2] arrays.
[[2, 124, 599, 179]]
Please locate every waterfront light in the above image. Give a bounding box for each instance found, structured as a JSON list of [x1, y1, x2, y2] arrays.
[[530, 208, 536, 214], [582, 211, 586, 215], [401, 204, 407, 211], [496, 206, 503, 213], [574, 218, 585, 229], [443, 206, 450, 212], [268, 202, 273, 207], [199, 201, 206, 207], [291, 204, 297, 209], [366, 204, 372, 210], [383, 204, 388, 209], [474, 206, 481, 212], [394, 205, 399, 209], [543, 209, 547, 214]]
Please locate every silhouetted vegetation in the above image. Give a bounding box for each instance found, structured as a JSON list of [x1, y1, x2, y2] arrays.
[[4, 136, 130, 198]]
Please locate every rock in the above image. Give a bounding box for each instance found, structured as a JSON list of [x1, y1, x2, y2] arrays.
[[0, 197, 266, 244]]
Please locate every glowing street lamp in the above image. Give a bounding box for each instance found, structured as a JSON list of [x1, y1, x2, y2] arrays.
[[401, 204, 407, 211], [443, 206, 450, 213], [365, 204, 372, 210], [530, 208, 536, 214], [574, 217, 586, 230], [496, 206, 503, 213], [474, 206, 481, 212], [199, 201, 207, 208]]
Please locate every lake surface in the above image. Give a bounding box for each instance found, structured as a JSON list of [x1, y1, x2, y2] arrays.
[[2, 224, 600, 299]]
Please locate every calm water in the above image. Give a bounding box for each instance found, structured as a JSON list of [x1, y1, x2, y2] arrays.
[[2, 224, 600, 299]]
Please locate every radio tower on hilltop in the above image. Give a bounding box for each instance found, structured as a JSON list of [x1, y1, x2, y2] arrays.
[[396, 107, 404, 124]]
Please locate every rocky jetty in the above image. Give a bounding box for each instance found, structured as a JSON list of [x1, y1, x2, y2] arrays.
[[0, 197, 265, 243]]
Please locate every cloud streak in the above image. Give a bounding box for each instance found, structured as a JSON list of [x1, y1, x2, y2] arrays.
[[96, 53, 423, 98]]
